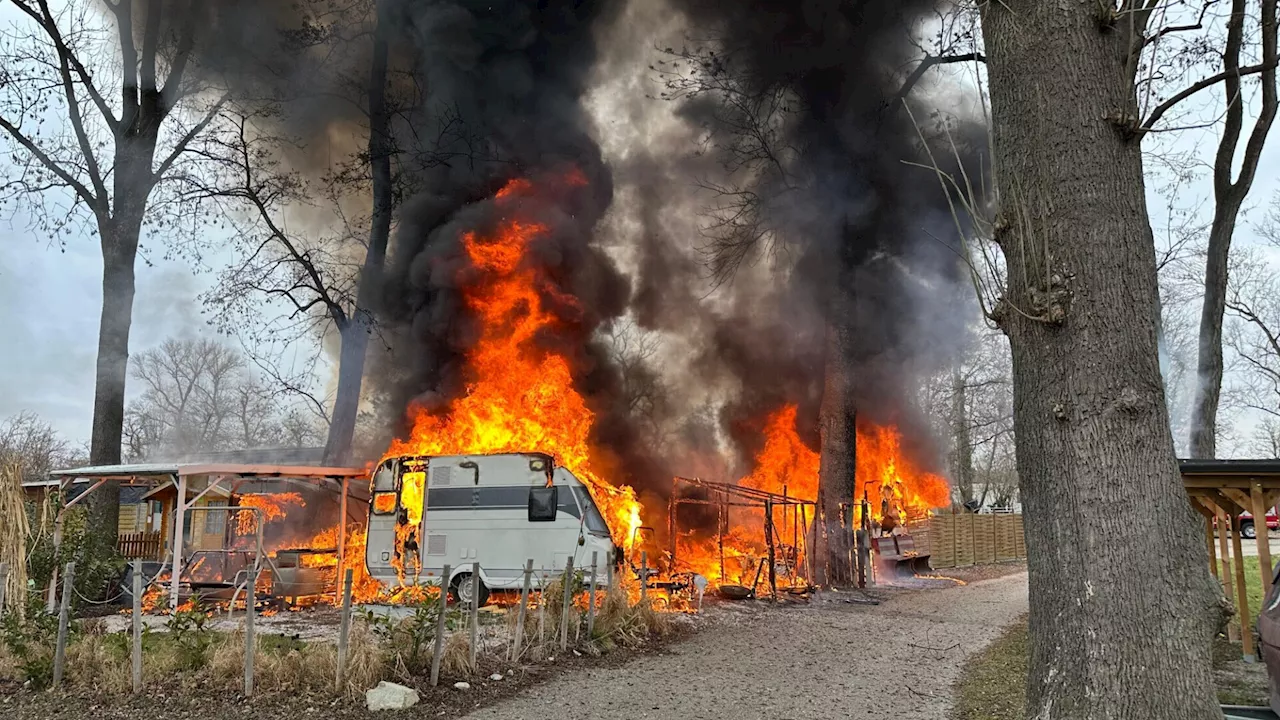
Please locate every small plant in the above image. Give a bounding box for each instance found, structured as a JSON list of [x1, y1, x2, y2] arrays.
[[1, 597, 65, 689], [361, 597, 466, 676], [164, 594, 213, 670]]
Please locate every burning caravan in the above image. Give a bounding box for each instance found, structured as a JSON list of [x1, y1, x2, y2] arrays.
[[365, 452, 617, 605]]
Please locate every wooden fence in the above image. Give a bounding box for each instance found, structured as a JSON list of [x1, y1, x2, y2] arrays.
[[911, 512, 1026, 568], [117, 531, 163, 560]]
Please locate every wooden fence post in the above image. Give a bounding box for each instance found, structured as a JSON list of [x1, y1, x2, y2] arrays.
[[430, 564, 451, 687], [511, 560, 533, 661], [469, 562, 481, 670], [52, 561, 75, 689], [132, 559, 143, 693], [536, 569, 547, 658], [335, 568, 354, 692], [586, 552, 598, 638], [558, 557, 574, 650]]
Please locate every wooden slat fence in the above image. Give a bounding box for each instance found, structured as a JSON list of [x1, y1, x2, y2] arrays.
[[117, 531, 162, 560], [926, 512, 1027, 568]]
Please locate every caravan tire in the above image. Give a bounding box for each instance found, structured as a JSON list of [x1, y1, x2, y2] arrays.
[[449, 573, 490, 607]]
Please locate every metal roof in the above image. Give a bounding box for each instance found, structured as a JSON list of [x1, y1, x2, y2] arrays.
[[50, 462, 366, 480]]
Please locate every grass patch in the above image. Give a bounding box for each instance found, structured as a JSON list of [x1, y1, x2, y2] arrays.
[[953, 617, 1270, 718], [953, 617, 1028, 720]]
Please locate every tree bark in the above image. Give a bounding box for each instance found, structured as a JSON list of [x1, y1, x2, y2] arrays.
[[816, 318, 856, 587], [980, 3, 1223, 718], [1188, 204, 1244, 460], [323, 0, 394, 465]]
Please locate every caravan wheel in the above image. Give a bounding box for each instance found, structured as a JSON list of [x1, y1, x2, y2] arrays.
[[450, 573, 490, 607]]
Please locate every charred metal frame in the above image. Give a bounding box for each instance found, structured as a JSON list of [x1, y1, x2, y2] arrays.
[[668, 476, 817, 599], [47, 463, 365, 610]]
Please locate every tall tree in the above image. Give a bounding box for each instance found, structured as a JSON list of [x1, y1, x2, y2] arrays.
[[977, 1, 1255, 716], [0, 0, 229, 540], [1187, 0, 1279, 459]]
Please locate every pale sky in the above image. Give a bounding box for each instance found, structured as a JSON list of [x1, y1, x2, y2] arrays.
[[1, 4, 1278, 459]]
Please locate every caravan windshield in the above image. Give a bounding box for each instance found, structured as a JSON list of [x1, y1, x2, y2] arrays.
[[573, 487, 610, 537]]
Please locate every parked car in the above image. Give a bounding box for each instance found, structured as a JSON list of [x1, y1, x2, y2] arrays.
[[1240, 508, 1280, 539]]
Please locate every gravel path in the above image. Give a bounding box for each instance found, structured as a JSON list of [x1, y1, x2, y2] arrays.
[[464, 572, 1029, 720]]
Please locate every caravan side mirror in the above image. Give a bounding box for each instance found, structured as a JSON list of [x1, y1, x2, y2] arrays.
[[528, 486, 558, 522]]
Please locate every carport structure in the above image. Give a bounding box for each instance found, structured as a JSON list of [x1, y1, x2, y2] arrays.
[[1182, 458, 1280, 662], [46, 462, 366, 610]]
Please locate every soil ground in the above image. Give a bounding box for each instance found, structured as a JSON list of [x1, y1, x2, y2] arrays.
[[4, 563, 1030, 720]]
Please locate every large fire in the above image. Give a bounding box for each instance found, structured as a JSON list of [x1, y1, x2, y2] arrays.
[[673, 404, 950, 585], [387, 172, 643, 549]]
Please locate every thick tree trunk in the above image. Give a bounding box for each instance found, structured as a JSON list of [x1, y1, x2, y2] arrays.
[[950, 366, 975, 506], [980, 3, 1223, 719], [1187, 206, 1242, 460], [87, 215, 143, 545], [323, 0, 395, 465], [816, 319, 856, 587]]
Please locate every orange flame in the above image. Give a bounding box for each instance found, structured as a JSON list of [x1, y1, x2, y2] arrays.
[[236, 492, 305, 535], [388, 174, 641, 548]]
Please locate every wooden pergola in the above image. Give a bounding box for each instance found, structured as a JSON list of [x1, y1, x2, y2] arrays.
[[1182, 458, 1280, 663]]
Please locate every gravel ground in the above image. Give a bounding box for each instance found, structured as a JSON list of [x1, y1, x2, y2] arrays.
[[463, 572, 1029, 720]]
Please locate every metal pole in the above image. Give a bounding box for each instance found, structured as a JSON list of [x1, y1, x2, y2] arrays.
[[717, 494, 725, 582], [245, 555, 256, 696], [169, 473, 188, 610], [558, 557, 574, 650], [429, 564, 451, 686], [587, 551, 598, 638], [765, 498, 777, 599], [639, 552, 647, 604], [132, 559, 143, 693], [512, 559, 533, 661], [46, 509, 64, 612], [52, 561, 75, 688], [469, 562, 480, 670], [335, 568, 354, 692], [668, 477, 678, 567]]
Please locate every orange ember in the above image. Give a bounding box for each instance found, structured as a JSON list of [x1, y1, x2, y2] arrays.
[[389, 174, 642, 547], [236, 492, 305, 535]]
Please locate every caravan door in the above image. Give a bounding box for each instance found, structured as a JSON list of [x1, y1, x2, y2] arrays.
[[365, 458, 399, 583]]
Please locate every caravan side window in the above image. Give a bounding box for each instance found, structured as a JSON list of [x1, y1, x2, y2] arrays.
[[371, 460, 397, 516]]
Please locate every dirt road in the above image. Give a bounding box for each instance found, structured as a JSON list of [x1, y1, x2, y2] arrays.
[[464, 573, 1029, 720]]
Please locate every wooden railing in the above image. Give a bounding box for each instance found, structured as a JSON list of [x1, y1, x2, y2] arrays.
[[117, 531, 163, 560]]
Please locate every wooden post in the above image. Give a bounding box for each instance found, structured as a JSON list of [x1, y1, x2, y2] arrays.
[[1253, 483, 1274, 598], [1218, 507, 1239, 642], [1231, 515, 1256, 662], [717, 494, 726, 582], [587, 552, 598, 638], [430, 564, 451, 686], [558, 557, 574, 650], [511, 560, 533, 661], [245, 560, 256, 696], [1206, 515, 1218, 578], [131, 559, 143, 694], [639, 551, 647, 604], [52, 561, 75, 689], [335, 568, 354, 692], [536, 569, 547, 658], [0, 562, 8, 616], [169, 473, 188, 611], [668, 478, 678, 567], [469, 562, 481, 670], [337, 476, 349, 581]]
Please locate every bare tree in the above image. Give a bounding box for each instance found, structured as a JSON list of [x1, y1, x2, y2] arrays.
[[123, 336, 316, 460], [0, 0, 234, 540], [1222, 240, 1280, 447], [0, 412, 78, 482], [1183, 0, 1280, 459]]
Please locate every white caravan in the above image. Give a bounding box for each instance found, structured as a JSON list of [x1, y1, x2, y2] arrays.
[[364, 452, 618, 605]]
